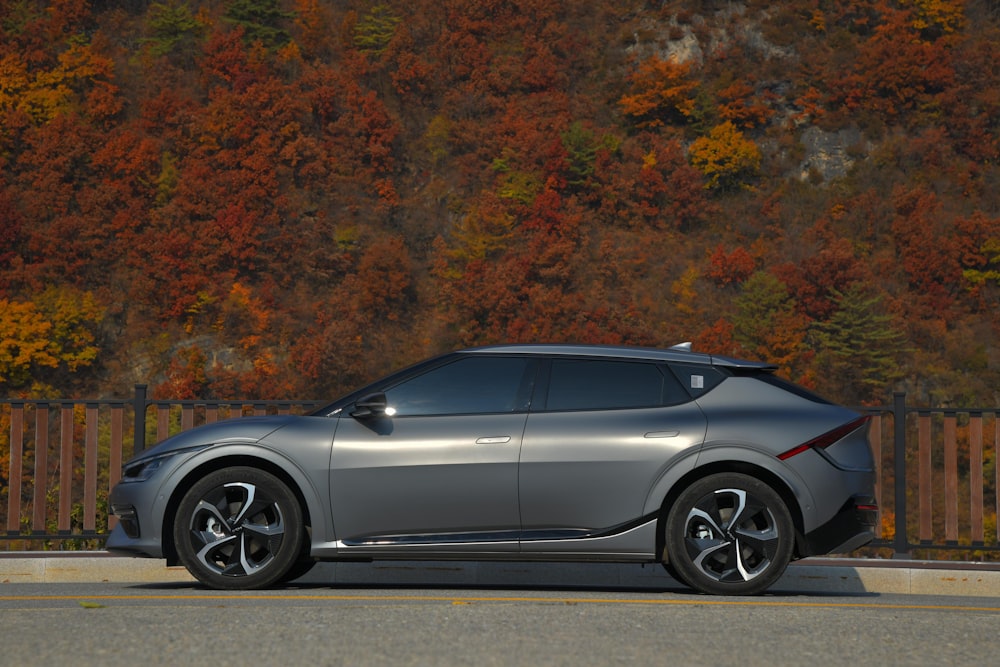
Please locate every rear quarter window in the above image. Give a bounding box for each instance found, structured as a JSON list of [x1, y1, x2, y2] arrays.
[[666, 363, 728, 398], [544, 359, 689, 410]]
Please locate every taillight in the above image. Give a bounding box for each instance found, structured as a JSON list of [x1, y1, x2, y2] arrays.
[[777, 415, 871, 461]]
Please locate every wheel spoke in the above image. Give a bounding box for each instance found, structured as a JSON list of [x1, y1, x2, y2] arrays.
[[687, 507, 727, 536], [226, 482, 259, 526], [195, 533, 237, 571], [733, 524, 780, 560], [193, 498, 231, 530], [687, 537, 731, 571]]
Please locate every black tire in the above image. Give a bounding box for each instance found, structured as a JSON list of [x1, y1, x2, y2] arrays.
[[279, 558, 318, 584], [173, 467, 304, 590], [665, 473, 794, 596]]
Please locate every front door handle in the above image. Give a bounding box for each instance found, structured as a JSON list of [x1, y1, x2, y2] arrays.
[[476, 436, 512, 444]]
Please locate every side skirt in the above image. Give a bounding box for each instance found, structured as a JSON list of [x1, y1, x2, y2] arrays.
[[309, 517, 659, 562]]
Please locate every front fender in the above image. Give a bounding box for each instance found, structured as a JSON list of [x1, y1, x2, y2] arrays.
[[152, 443, 332, 559]]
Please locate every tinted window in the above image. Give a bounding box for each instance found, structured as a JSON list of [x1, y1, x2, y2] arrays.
[[385, 357, 533, 416], [545, 359, 684, 411]]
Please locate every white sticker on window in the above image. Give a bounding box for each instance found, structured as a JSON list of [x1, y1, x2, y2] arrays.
[[691, 375, 704, 389]]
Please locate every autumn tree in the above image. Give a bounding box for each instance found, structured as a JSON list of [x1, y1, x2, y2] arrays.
[[733, 271, 811, 380], [0, 288, 103, 396], [687, 121, 761, 191], [619, 55, 698, 128]]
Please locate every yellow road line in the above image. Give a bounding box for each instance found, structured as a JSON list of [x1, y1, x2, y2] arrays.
[[1, 593, 999, 613]]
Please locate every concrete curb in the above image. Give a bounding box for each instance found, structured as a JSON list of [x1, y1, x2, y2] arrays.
[[2, 553, 999, 596]]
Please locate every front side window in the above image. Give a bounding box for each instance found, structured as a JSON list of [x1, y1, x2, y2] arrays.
[[385, 356, 533, 416], [545, 359, 685, 411]]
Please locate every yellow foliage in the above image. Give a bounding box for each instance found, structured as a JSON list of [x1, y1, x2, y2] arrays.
[[0, 287, 102, 389], [0, 300, 58, 385], [0, 41, 117, 123], [901, 0, 965, 37], [687, 122, 761, 191], [670, 266, 700, 316], [449, 201, 516, 262]]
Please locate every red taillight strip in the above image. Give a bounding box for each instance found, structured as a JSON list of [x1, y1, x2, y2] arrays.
[[777, 415, 872, 461]]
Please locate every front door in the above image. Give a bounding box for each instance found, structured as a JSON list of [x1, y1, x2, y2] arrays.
[[329, 355, 536, 555]]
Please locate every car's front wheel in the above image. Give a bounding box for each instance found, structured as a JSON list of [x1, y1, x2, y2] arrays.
[[173, 467, 304, 590], [665, 473, 794, 595]]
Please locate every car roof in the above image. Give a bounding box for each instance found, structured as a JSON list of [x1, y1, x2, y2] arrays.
[[459, 343, 778, 371]]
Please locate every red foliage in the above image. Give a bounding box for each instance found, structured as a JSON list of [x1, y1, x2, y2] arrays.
[[707, 245, 756, 286]]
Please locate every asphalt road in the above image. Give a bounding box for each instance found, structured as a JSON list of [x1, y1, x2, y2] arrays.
[[2, 582, 1000, 666]]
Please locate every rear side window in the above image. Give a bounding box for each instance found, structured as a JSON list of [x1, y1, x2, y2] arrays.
[[544, 359, 688, 411]]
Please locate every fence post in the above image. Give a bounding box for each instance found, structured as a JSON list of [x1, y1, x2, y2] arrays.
[[892, 391, 910, 559], [132, 384, 148, 456]]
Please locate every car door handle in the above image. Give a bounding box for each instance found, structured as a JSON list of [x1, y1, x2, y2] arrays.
[[644, 431, 679, 438], [476, 436, 512, 444]]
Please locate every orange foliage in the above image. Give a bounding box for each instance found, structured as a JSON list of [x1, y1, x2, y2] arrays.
[[619, 55, 698, 128]]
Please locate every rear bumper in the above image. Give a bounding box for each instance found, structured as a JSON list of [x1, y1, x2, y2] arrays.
[[800, 496, 878, 556]]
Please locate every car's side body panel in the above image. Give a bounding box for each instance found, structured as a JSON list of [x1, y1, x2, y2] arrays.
[[328, 412, 526, 552], [518, 404, 705, 547]]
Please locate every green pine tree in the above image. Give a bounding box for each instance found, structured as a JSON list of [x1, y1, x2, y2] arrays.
[[811, 285, 908, 404], [224, 0, 295, 49]]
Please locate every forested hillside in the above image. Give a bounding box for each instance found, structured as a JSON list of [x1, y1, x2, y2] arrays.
[[1, 0, 998, 407]]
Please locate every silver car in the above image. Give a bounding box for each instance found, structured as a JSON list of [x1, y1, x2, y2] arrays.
[[107, 344, 877, 595]]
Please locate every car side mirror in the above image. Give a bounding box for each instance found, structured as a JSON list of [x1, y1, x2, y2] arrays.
[[351, 392, 389, 419]]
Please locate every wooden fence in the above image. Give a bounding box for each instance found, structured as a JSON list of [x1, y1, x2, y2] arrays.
[[1, 388, 998, 558]]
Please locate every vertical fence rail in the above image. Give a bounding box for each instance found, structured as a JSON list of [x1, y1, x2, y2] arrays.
[[6, 403, 24, 534], [892, 392, 909, 557], [32, 406, 48, 534], [970, 413, 984, 546], [1, 389, 999, 555]]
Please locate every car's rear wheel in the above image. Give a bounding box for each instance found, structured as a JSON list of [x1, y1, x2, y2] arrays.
[[173, 467, 303, 590], [665, 473, 794, 595]]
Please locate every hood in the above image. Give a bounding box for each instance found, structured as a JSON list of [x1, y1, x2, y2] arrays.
[[131, 415, 296, 461]]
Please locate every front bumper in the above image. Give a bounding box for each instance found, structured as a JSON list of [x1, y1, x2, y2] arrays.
[[105, 481, 165, 559]]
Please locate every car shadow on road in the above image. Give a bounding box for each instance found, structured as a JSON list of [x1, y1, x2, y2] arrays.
[[128, 560, 879, 598]]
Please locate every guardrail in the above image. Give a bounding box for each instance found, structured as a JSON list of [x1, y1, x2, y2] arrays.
[[1, 388, 998, 558]]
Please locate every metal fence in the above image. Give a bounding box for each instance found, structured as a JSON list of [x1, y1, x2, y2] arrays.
[[1, 387, 999, 558]]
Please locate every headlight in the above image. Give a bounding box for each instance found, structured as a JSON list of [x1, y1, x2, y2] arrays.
[[121, 453, 175, 482], [120, 445, 209, 482]]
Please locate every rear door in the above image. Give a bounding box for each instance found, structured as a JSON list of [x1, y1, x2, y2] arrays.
[[518, 357, 706, 550]]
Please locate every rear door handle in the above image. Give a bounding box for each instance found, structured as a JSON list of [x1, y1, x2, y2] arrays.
[[476, 436, 512, 444], [644, 431, 679, 438]]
